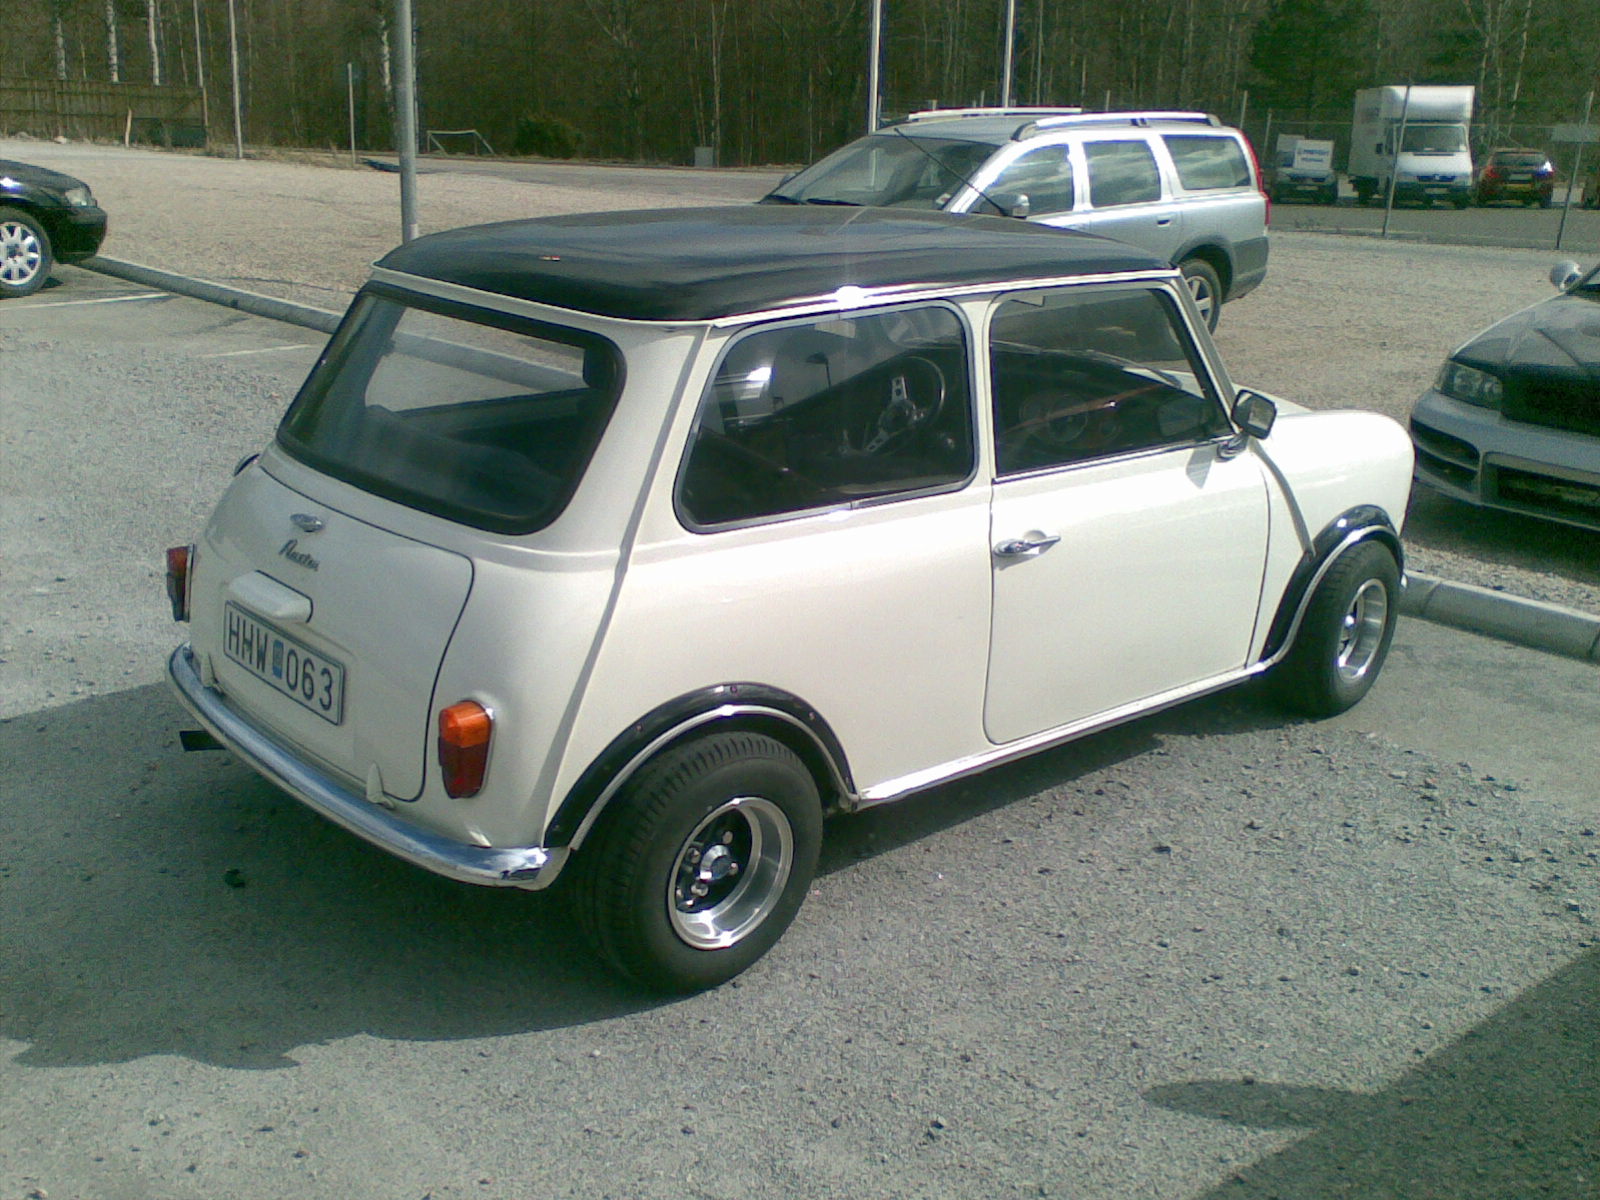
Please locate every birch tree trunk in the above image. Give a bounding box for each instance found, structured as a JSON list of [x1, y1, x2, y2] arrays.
[[105, 0, 122, 82], [52, 0, 69, 81], [147, 0, 164, 85]]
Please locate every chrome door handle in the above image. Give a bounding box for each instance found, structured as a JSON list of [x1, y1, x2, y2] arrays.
[[993, 532, 1061, 559]]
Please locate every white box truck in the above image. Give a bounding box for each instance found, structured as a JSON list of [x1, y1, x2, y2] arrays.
[[1349, 85, 1474, 208]]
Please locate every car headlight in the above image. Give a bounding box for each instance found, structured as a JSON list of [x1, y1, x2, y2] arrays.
[[63, 185, 94, 207], [1436, 360, 1503, 409]]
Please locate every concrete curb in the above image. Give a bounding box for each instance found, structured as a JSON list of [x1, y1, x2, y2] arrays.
[[83, 255, 344, 334], [79, 256, 1600, 666], [1403, 572, 1600, 664]]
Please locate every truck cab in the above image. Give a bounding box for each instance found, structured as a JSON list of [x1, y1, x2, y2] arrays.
[[1349, 85, 1474, 209]]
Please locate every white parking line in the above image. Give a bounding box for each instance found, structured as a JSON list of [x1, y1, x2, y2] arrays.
[[19, 291, 170, 308], [200, 343, 321, 359]]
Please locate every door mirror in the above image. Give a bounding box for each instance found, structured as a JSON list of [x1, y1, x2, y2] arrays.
[[1550, 260, 1583, 291], [1231, 390, 1277, 439], [985, 190, 1031, 219]]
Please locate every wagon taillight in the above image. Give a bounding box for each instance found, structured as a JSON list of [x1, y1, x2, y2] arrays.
[[438, 700, 494, 798]]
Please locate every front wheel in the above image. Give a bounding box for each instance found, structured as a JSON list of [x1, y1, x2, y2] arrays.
[[574, 731, 822, 992], [0, 207, 53, 298], [1178, 258, 1222, 331], [1268, 540, 1400, 718]]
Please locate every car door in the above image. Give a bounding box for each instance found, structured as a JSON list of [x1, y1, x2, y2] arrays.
[[983, 282, 1270, 743], [1047, 134, 1186, 265]]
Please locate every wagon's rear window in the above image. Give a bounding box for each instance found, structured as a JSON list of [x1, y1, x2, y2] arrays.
[[277, 289, 622, 533]]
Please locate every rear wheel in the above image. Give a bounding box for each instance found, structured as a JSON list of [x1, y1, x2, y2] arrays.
[[1178, 258, 1222, 331], [0, 207, 52, 298], [1269, 540, 1400, 718], [574, 731, 822, 992]]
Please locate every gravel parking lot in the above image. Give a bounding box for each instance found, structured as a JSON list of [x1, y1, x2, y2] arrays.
[[3, 140, 1596, 1200], [5, 137, 1598, 614]]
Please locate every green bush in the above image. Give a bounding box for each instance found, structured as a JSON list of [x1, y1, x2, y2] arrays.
[[514, 114, 582, 159]]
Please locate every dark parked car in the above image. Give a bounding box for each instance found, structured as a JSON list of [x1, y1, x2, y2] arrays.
[[1411, 260, 1600, 530], [1473, 148, 1557, 208], [0, 158, 108, 298]]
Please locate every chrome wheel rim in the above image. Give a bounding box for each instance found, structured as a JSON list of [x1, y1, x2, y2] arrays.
[[668, 796, 793, 950], [0, 220, 43, 288], [1336, 579, 1389, 682]]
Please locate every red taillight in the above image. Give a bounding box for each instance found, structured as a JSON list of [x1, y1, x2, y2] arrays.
[[1242, 134, 1269, 225], [165, 544, 194, 621], [1483, 167, 1500, 181], [438, 700, 493, 798]]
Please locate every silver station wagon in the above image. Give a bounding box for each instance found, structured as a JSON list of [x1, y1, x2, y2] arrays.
[[763, 109, 1269, 329], [167, 207, 1411, 991]]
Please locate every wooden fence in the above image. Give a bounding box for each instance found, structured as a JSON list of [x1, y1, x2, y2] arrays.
[[0, 78, 206, 146]]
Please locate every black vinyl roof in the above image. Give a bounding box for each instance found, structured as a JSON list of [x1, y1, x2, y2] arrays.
[[375, 206, 1168, 321]]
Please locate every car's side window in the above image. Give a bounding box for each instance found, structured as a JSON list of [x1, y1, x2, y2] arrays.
[[678, 306, 974, 527], [1163, 134, 1252, 190], [989, 286, 1230, 476], [1083, 139, 1162, 207], [988, 145, 1075, 215]]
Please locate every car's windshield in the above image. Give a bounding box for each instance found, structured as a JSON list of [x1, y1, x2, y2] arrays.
[[767, 133, 996, 209], [1400, 124, 1467, 154], [277, 289, 622, 533], [1493, 151, 1548, 169]]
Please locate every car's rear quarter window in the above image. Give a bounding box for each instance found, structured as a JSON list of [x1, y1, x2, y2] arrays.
[[678, 306, 974, 527], [1164, 135, 1253, 190]]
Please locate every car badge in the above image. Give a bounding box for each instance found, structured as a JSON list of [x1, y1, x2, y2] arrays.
[[290, 513, 325, 533]]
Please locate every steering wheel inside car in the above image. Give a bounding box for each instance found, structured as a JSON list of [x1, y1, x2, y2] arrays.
[[859, 356, 946, 455]]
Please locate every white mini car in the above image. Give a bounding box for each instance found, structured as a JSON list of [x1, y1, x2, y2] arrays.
[[167, 207, 1412, 991]]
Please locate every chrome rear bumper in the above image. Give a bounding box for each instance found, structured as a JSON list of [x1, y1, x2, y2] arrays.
[[167, 644, 556, 889]]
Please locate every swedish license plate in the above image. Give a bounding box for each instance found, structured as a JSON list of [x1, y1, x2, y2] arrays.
[[224, 602, 345, 724], [1508, 172, 1532, 181]]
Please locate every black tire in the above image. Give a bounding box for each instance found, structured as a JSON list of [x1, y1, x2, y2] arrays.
[[1268, 540, 1400, 718], [1178, 257, 1222, 332], [1322, 183, 1339, 206], [574, 731, 822, 992], [0, 206, 53, 298]]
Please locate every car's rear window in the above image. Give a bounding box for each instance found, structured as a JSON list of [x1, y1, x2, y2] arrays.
[[1163, 134, 1253, 190], [1494, 151, 1546, 168], [277, 287, 622, 534]]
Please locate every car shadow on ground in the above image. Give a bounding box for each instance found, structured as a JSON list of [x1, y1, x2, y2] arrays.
[[0, 685, 646, 1070], [1143, 944, 1598, 1198], [0, 676, 1316, 1071]]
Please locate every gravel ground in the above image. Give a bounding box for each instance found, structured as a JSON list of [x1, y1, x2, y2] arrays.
[[3, 140, 1597, 1200], [6, 137, 1598, 614]]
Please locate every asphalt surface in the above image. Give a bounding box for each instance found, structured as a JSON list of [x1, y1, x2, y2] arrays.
[[3, 217, 1596, 1200]]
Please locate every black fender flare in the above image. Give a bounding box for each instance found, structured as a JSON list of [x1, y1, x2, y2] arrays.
[[1260, 505, 1404, 663], [544, 683, 856, 850]]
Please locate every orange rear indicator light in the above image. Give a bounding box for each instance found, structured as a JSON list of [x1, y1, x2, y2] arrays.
[[438, 700, 493, 798], [165, 544, 194, 621]]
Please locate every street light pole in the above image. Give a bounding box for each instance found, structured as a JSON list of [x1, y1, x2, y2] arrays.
[[867, 0, 883, 132], [1001, 0, 1016, 108], [394, 0, 419, 242], [226, 0, 243, 160]]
